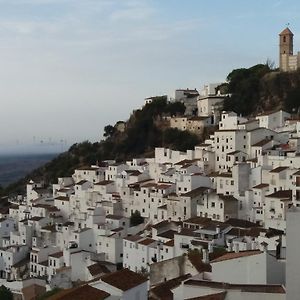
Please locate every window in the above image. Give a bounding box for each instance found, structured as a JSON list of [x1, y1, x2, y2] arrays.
[[211, 202, 215, 208]]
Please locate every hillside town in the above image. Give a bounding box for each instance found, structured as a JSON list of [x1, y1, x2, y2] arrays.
[[0, 77, 299, 300]]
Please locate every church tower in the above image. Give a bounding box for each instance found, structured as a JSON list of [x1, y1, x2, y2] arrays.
[[279, 27, 294, 71]]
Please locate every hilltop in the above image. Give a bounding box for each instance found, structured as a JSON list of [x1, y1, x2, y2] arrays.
[[221, 63, 300, 115], [2, 63, 300, 196]]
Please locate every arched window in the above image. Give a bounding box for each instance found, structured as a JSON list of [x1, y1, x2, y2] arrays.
[[283, 36, 286, 42]]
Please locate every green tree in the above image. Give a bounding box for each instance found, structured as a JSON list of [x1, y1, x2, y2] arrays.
[[166, 101, 186, 116], [0, 285, 13, 300], [103, 125, 115, 138], [223, 64, 271, 115], [163, 128, 199, 151], [130, 210, 144, 226]]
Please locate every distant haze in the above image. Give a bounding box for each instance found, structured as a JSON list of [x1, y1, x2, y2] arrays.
[[0, 0, 300, 154]]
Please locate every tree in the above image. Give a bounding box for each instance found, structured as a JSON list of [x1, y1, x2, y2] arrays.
[[130, 210, 144, 226], [166, 101, 186, 116], [103, 125, 115, 138], [0, 285, 13, 300]]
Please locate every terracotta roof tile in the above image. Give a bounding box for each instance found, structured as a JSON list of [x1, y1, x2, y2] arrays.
[[270, 166, 289, 173], [211, 250, 262, 263], [150, 274, 191, 300], [186, 292, 227, 300], [266, 190, 292, 199], [88, 263, 110, 277], [252, 183, 269, 189], [48, 284, 110, 300], [138, 238, 156, 246], [279, 27, 293, 35], [100, 268, 147, 291], [184, 279, 285, 294]]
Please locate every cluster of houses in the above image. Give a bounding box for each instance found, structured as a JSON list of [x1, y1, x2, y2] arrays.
[[0, 90, 300, 299]]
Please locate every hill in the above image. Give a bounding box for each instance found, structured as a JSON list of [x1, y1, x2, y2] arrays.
[[3, 63, 300, 196], [221, 63, 300, 115], [3, 97, 200, 196]]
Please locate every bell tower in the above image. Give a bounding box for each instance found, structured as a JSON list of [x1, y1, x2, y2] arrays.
[[279, 27, 294, 71]]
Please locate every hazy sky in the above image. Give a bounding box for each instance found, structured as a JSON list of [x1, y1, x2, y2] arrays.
[[0, 0, 300, 153]]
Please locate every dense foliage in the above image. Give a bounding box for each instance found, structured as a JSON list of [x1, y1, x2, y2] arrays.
[[130, 210, 144, 226], [0, 285, 13, 300], [222, 64, 272, 115], [222, 63, 300, 115]]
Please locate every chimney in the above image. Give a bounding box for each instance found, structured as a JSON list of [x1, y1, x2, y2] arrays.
[[177, 225, 182, 233], [202, 248, 209, 264], [233, 243, 239, 253], [216, 225, 221, 239], [251, 240, 257, 250], [261, 241, 268, 252], [208, 242, 213, 253], [227, 240, 233, 252]]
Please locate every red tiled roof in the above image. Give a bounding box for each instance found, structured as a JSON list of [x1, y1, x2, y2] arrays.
[[266, 190, 292, 199], [95, 180, 113, 186], [270, 166, 289, 173], [55, 196, 70, 201], [184, 279, 285, 294], [279, 27, 293, 35], [164, 239, 174, 247], [186, 292, 227, 300], [88, 263, 110, 277], [48, 284, 110, 300], [100, 268, 147, 291], [138, 238, 156, 246], [211, 250, 262, 263], [150, 274, 191, 300], [49, 251, 63, 258], [252, 183, 269, 189]]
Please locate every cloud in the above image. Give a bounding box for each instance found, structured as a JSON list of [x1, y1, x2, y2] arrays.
[[109, 1, 154, 22]]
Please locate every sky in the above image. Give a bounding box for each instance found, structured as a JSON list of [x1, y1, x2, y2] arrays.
[[0, 0, 300, 154]]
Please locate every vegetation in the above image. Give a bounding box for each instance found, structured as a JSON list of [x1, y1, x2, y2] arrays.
[[222, 64, 272, 115], [3, 97, 200, 197], [0, 285, 13, 300], [163, 128, 199, 152], [130, 210, 144, 226], [3, 63, 300, 197], [222, 63, 300, 115]]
